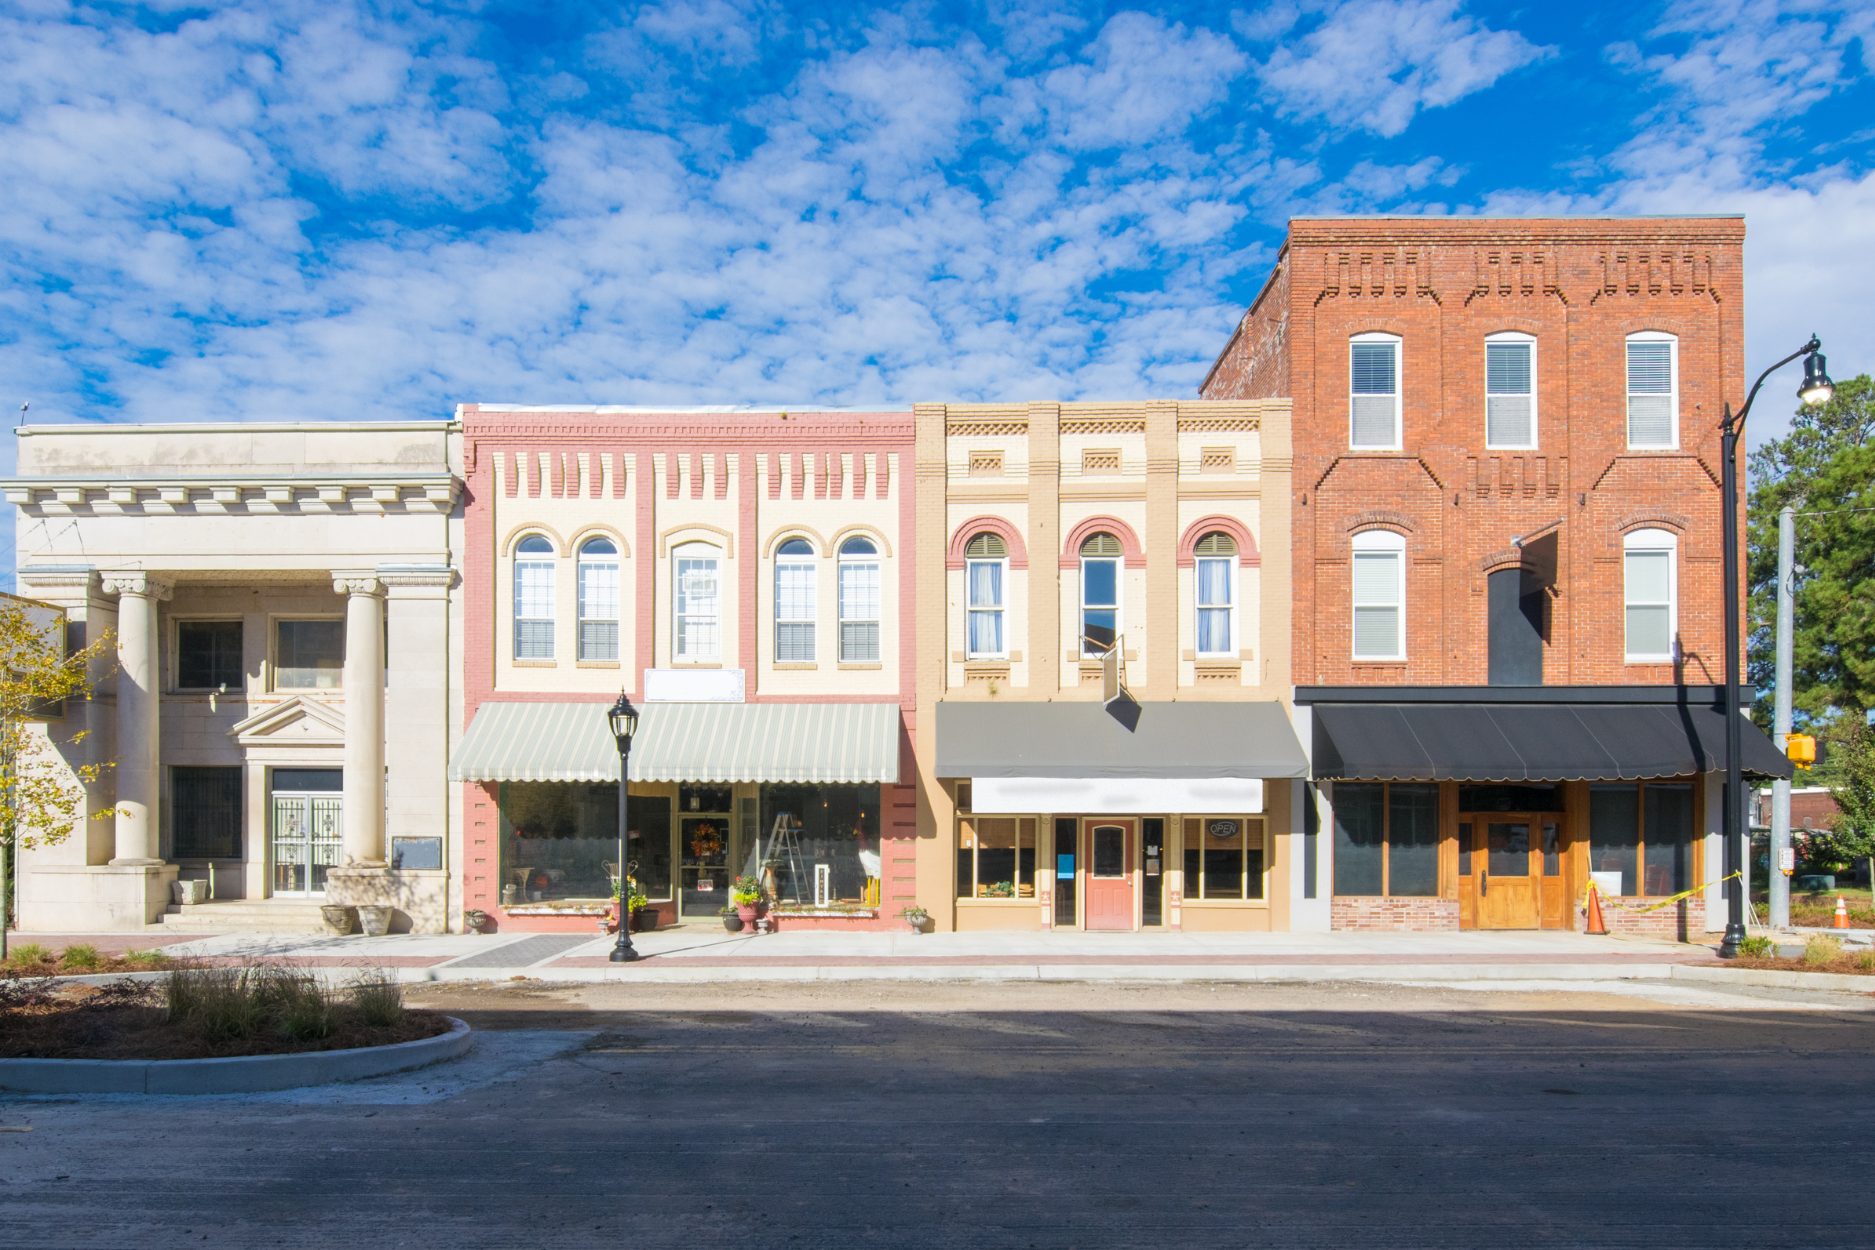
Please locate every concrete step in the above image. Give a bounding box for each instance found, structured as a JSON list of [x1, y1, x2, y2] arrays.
[[158, 900, 332, 933]]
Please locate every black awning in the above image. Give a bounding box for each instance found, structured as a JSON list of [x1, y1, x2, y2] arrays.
[[1311, 700, 1793, 783]]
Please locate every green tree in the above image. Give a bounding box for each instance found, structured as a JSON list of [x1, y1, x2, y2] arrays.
[[1805, 721, 1875, 884], [1747, 374, 1875, 729], [0, 596, 117, 958]]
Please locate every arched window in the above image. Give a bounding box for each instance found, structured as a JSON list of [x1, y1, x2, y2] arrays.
[[964, 533, 1007, 658], [673, 541, 721, 661], [577, 536, 619, 662], [1350, 332, 1402, 450], [839, 536, 881, 663], [1626, 332, 1678, 449], [775, 537, 816, 663], [513, 534, 555, 660], [1623, 528, 1676, 662], [1079, 532, 1121, 656], [1351, 530, 1405, 661], [1194, 531, 1236, 656]]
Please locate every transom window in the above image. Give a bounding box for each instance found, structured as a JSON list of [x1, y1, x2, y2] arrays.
[[1183, 817, 1265, 900], [1485, 333, 1536, 448], [1350, 332, 1402, 449], [513, 534, 555, 661], [775, 537, 816, 663], [1194, 531, 1234, 656], [1080, 532, 1120, 656], [1351, 529, 1405, 661], [965, 532, 1006, 658], [674, 543, 721, 661], [1332, 782, 1439, 897], [839, 536, 881, 663], [1626, 332, 1678, 449], [577, 536, 619, 662], [1623, 528, 1676, 663]]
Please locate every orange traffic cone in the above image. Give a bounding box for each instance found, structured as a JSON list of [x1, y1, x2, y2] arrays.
[[1585, 883, 1610, 936], [1834, 896, 1851, 929]]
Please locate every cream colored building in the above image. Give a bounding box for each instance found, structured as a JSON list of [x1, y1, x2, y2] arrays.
[[6, 421, 463, 932]]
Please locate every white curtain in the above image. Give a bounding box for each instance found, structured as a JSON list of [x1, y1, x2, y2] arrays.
[[1196, 557, 1230, 653]]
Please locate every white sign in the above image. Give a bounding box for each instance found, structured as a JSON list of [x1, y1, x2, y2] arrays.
[[644, 668, 745, 703], [696, 878, 715, 893], [972, 776, 1263, 815]]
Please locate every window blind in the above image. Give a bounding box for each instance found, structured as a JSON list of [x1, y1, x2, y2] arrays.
[[1627, 341, 1674, 446]]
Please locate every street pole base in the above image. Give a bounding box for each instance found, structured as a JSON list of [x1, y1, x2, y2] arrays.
[[607, 943, 641, 963], [1719, 922, 1747, 959]]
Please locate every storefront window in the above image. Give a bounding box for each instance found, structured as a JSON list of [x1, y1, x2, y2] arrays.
[[1332, 782, 1439, 897], [956, 816, 1037, 899], [1182, 817, 1264, 899], [755, 783, 880, 906], [1590, 781, 1692, 897], [499, 782, 671, 905]]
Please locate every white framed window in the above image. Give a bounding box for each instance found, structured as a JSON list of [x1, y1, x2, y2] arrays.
[[1485, 332, 1536, 448], [576, 536, 619, 662], [964, 532, 1006, 658], [673, 542, 721, 661], [1623, 528, 1677, 663], [774, 537, 816, 663], [1079, 532, 1121, 657], [838, 535, 881, 662], [1626, 332, 1678, 449], [513, 534, 556, 661], [1350, 332, 1402, 450], [1194, 531, 1235, 656], [1351, 529, 1405, 661]]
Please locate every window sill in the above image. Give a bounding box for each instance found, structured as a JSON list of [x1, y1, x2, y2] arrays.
[[272, 684, 347, 691], [1182, 898, 1270, 908], [575, 661, 620, 669], [838, 662, 883, 670], [773, 662, 819, 671], [1350, 660, 1407, 667], [670, 661, 722, 668], [510, 660, 557, 669], [1625, 657, 1674, 666], [1624, 445, 1680, 453], [956, 896, 1038, 904]]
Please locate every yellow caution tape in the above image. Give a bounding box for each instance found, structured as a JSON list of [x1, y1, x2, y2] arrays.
[[1582, 871, 1740, 914]]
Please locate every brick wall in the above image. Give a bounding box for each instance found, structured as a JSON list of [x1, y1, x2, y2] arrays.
[[1331, 896, 1460, 930], [1200, 217, 1747, 689], [1591, 895, 1705, 941]]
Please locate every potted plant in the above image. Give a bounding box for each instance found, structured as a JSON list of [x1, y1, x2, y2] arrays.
[[721, 904, 745, 934], [900, 905, 930, 934], [731, 875, 764, 929], [462, 908, 490, 934], [985, 880, 1015, 899]]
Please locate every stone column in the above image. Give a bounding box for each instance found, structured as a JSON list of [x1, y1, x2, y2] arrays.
[[101, 573, 171, 865], [334, 575, 386, 866]]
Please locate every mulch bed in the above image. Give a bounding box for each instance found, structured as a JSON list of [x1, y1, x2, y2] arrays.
[[1728, 954, 1875, 977], [0, 980, 449, 1061], [1, 954, 172, 981]]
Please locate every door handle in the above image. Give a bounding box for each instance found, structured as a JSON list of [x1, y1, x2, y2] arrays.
[[1481, 871, 1487, 896]]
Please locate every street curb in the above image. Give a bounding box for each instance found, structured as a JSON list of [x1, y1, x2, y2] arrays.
[[438, 961, 1684, 985], [0, 1016, 472, 1095], [1668, 965, 1875, 993]]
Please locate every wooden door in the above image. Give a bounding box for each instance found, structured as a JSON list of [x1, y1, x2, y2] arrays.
[[1084, 820, 1135, 931], [1472, 817, 1541, 929]]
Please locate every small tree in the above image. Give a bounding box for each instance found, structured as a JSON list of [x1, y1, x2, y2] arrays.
[[1823, 721, 1875, 891], [0, 596, 117, 959]]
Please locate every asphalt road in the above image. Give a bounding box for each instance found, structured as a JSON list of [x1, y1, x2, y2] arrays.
[[3, 979, 1873, 1249]]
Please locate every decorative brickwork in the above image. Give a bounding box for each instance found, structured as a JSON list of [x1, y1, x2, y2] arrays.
[[1331, 897, 1461, 930]]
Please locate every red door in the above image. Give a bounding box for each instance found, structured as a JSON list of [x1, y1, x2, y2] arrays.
[[1084, 820, 1135, 931]]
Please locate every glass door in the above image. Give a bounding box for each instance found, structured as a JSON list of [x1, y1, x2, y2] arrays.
[[1465, 816, 1542, 929], [272, 793, 342, 897]]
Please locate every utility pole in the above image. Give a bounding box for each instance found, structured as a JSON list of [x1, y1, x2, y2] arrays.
[[1770, 504, 1795, 931]]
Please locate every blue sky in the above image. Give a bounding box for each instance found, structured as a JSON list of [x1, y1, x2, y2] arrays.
[[0, 0, 1870, 578]]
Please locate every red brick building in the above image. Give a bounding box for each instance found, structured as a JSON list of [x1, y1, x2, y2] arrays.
[[1202, 217, 1792, 935]]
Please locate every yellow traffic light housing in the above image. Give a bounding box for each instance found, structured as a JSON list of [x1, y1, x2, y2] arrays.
[[1786, 734, 1817, 765]]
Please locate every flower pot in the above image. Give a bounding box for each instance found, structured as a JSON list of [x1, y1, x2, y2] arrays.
[[633, 908, 657, 932], [723, 913, 745, 933], [356, 904, 394, 937], [463, 909, 489, 935], [736, 903, 760, 928], [321, 905, 356, 936]]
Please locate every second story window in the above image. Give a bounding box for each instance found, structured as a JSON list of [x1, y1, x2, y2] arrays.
[[839, 536, 882, 662], [1626, 332, 1678, 449], [775, 538, 816, 663], [965, 532, 1006, 658], [1080, 532, 1121, 656], [177, 620, 244, 690], [1486, 333, 1536, 448], [1351, 530, 1405, 661], [1350, 332, 1401, 449], [1194, 531, 1235, 656], [513, 534, 556, 661], [674, 542, 721, 662], [276, 619, 344, 689], [1623, 528, 1676, 663], [577, 536, 619, 662]]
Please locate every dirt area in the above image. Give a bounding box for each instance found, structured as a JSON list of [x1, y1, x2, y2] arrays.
[[0, 978, 449, 1061], [1731, 952, 1875, 976], [1, 947, 171, 980], [1752, 891, 1875, 929]]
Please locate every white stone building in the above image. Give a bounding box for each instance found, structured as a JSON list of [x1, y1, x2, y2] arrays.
[[5, 421, 463, 933]]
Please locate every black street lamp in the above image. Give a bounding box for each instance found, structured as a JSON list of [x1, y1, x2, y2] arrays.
[[1717, 336, 1833, 958], [608, 691, 642, 964]]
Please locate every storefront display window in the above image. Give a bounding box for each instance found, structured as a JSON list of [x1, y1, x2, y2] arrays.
[[1332, 782, 1439, 897], [499, 782, 672, 904], [1182, 817, 1265, 899], [754, 783, 881, 905], [1590, 781, 1693, 896], [956, 817, 1038, 899]]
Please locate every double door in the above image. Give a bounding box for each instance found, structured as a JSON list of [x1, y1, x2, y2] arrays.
[[1458, 814, 1562, 929], [272, 793, 343, 897]]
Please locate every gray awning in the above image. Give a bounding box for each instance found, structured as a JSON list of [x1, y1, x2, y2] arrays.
[[449, 701, 901, 784], [935, 700, 1309, 779], [1310, 701, 1793, 782]]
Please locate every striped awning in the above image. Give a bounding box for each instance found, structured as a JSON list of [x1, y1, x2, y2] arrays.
[[448, 701, 901, 784]]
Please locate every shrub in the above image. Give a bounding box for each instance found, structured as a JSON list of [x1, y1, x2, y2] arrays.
[[119, 949, 169, 969], [59, 944, 103, 971], [1738, 935, 1776, 958], [348, 975, 404, 1028], [274, 973, 337, 1042], [166, 964, 270, 1040], [1856, 950, 1875, 972], [6, 943, 51, 968], [1803, 936, 1843, 966]]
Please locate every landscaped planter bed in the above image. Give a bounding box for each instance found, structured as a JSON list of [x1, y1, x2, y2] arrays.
[[1, 944, 172, 980]]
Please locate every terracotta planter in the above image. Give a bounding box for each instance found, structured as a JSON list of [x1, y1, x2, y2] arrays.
[[736, 903, 760, 928]]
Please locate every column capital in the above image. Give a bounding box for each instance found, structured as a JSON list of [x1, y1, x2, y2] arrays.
[[100, 572, 173, 600], [331, 572, 385, 597], [375, 564, 456, 597]]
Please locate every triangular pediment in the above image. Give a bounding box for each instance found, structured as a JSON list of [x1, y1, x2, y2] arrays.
[[229, 696, 347, 745]]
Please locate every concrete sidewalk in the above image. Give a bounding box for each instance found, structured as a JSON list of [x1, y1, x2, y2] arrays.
[[13, 925, 1726, 984]]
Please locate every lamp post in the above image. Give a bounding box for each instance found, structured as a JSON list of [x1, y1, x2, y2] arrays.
[[609, 691, 642, 964], [1717, 337, 1833, 958]]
